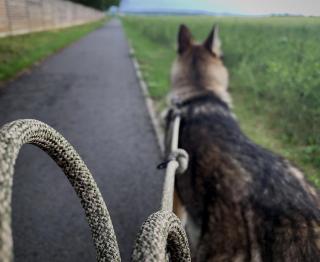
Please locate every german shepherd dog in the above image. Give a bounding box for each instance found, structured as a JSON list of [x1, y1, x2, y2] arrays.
[[165, 24, 320, 261]]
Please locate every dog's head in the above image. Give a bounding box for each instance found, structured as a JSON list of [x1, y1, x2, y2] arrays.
[[171, 24, 231, 106]]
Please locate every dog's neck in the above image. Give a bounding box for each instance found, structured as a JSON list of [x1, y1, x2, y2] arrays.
[[169, 84, 232, 108]]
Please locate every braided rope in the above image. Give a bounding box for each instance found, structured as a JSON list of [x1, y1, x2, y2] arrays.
[[132, 211, 190, 262], [0, 119, 120, 262], [0, 119, 191, 261], [132, 105, 191, 261]]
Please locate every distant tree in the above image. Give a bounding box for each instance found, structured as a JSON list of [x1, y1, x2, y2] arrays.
[[69, 0, 119, 11]]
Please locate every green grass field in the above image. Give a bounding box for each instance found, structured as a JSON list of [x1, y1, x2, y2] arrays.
[[122, 16, 320, 185], [0, 18, 107, 82]]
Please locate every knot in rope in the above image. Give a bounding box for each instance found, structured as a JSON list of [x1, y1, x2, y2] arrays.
[[157, 148, 189, 175], [169, 148, 189, 175]]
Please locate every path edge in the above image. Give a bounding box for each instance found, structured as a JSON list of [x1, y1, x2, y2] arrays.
[[128, 46, 165, 155]]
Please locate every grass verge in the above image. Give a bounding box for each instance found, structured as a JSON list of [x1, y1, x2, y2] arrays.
[[122, 16, 320, 186], [0, 18, 108, 82]]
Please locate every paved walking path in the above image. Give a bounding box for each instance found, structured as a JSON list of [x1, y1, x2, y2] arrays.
[[0, 19, 163, 261]]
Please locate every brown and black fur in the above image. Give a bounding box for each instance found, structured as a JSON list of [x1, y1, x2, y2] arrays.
[[166, 24, 320, 262]]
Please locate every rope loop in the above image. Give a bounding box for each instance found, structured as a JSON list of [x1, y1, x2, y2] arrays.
[[132, 211, 191, 262], [0, 119, 191, 262], [0, 119, 120, 262]]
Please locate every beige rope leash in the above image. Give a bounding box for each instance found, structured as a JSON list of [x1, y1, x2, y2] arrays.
[[0, 119, 120, 262], [158, 109, 189, 211], [0, 119, 191, 261], [132, 107, 191, 261]]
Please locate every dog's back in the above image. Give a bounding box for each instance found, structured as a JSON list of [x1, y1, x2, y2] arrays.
[[168, 24, 320, 261]]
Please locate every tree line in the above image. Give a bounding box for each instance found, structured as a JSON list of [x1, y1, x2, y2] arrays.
[[69, 0, 119, 11]]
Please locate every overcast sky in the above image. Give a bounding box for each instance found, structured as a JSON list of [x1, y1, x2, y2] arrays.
[[120, 0, 320, 16]]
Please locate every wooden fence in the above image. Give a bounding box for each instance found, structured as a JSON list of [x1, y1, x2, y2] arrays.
[[0, 0, 105, 37]]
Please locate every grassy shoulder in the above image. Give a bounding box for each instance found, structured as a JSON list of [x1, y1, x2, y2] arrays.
[[122, 16, 320, 186], [0, 18, 108, 82]]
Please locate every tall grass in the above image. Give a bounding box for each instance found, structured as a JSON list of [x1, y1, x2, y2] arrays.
[[122, 16, 320, 182]]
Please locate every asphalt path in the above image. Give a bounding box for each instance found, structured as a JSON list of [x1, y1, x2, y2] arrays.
[[0, 19, 163, 261]]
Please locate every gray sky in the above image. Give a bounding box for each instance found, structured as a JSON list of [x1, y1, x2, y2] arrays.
[[120, 0, 320, 16], [204, 0, 320, 16]]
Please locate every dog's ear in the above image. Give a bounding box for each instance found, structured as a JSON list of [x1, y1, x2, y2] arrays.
[[178, 24, 193, 55], [203, 25, 222, 57]]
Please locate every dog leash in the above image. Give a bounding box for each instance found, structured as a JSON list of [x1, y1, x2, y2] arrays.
[[157, 101, 189, 211], [0, 119, 191, 262]]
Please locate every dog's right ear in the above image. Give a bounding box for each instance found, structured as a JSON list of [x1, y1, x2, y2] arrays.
[[204, 25, 222, 57], [178, 24, 193, 55]]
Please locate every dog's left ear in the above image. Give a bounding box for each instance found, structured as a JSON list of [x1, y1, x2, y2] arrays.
[[203, 25, 222, 57], [178, 24, 193, 54]]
